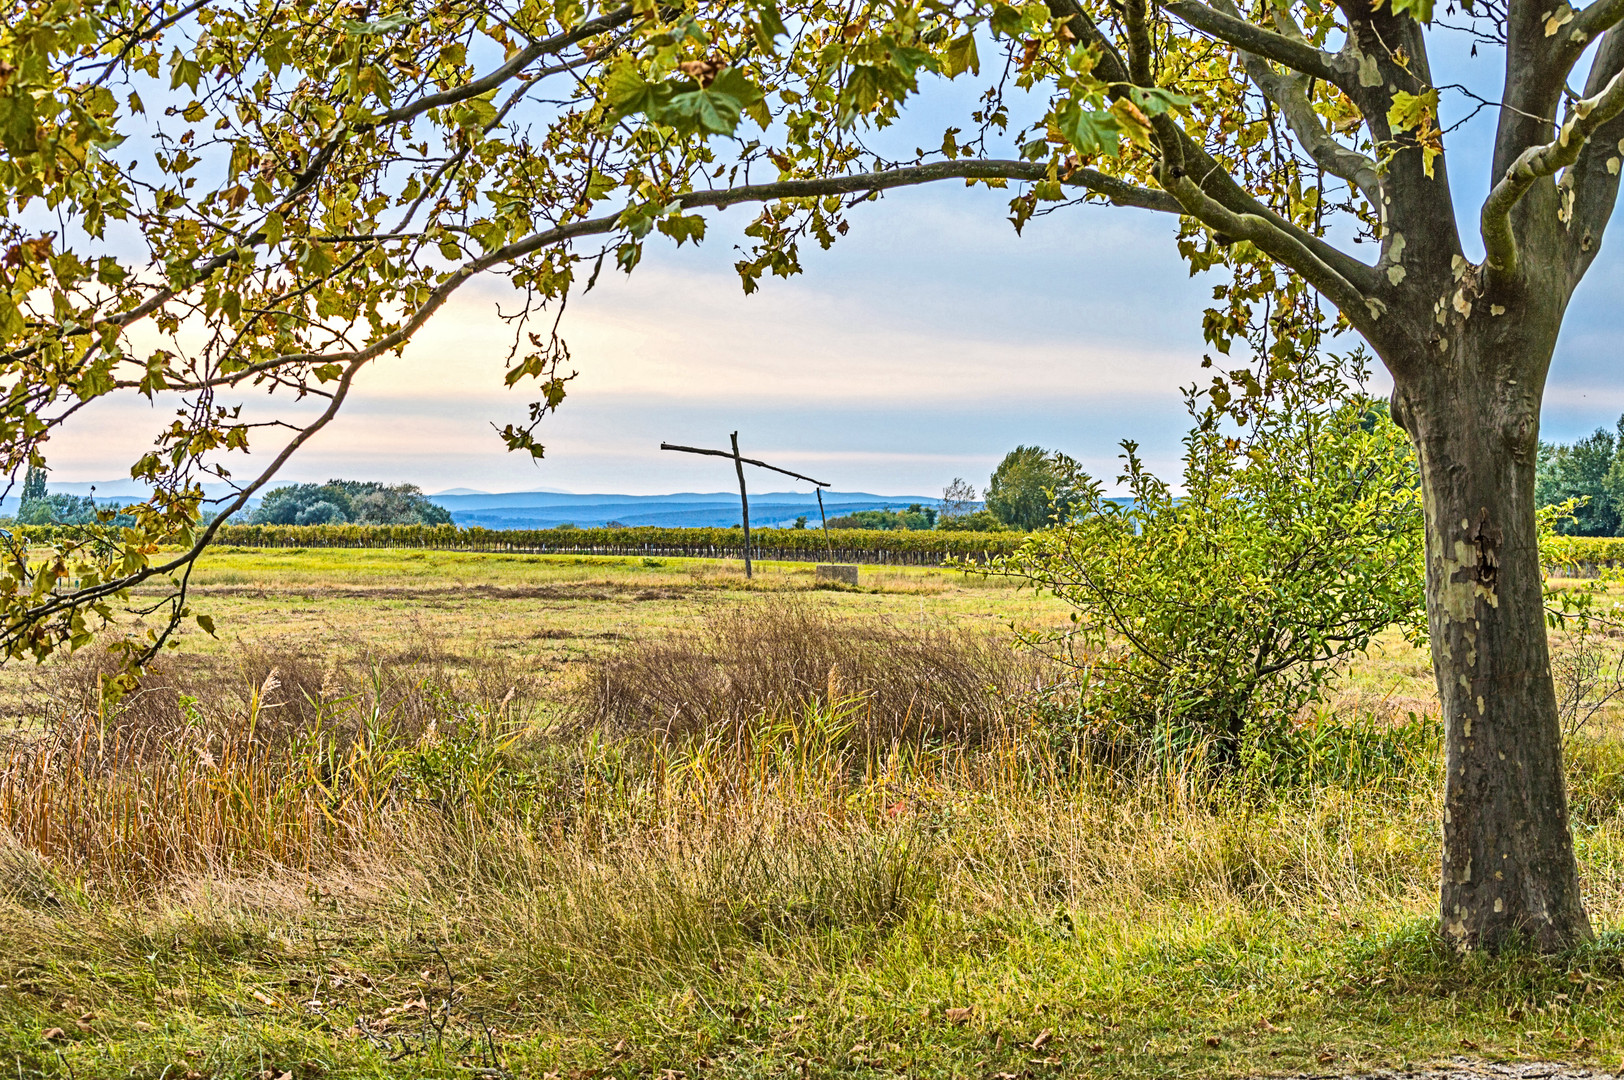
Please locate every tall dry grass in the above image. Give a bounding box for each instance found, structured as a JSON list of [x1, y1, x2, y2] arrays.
[[0, 637, 537, 890], [572, 601, 1051, 748], [6, 603, 1616, 998]]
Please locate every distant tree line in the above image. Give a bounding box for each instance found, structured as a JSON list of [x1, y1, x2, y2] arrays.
[[823, 445, 1087, 533], [248, 481, 452, 527], [2, 467, 135, 527], [1535, 418, 1624, 535]]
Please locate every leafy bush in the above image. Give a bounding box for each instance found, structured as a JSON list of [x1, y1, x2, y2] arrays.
[[999, 351, 1425, 768]]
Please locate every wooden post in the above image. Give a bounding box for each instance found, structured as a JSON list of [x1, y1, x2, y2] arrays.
[[659, 438, 830, 580], [816, 487, 832, 561], [731, 431, 752, 579]]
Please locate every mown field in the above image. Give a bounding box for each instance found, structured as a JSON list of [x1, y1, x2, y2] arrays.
[[2, 547, 1623, 1080]]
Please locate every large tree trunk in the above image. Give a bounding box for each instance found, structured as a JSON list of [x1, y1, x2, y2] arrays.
[[1395, 319, 1593, 952]]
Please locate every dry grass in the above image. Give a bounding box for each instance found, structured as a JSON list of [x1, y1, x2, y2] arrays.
[[0, 636, 540, 892], [572, 600, 1053, 749], [4, 553, 1624, 1078]]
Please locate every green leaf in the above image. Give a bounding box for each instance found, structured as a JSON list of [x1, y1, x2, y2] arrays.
[[1387, 0, 1434, 21], [1055, 102, 1122, 157], [943, 32, 980, 79], [195, 613, 216, 636], [343, 11, 410, 35], [603, 61, 663, 126], [753, 3, 787, 51], [657, 67, 765, 136], [0, 90, 40, 155], [657, 213, 708, 246]]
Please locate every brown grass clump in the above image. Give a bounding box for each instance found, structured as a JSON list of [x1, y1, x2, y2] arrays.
[[571, 600, 1051, 748]]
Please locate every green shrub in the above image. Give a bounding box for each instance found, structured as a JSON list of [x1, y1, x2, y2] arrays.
[[999, 350, 1426, 770]]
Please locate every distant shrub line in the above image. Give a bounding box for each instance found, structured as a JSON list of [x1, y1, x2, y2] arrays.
[[196, 523, 1024, 564]]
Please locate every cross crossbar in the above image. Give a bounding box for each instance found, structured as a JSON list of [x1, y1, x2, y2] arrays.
[[660, 435, 834, 576]]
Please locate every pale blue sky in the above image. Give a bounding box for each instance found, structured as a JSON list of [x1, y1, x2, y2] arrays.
[[46, 25, 1624, 498]]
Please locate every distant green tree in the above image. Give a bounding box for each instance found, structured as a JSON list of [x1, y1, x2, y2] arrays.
[[20, 466, 47, 505], [985, 447, 1087, 531], [1535, 418, 1624, 536], [250, 481, 452, 527], [13, 467, 114, 526]]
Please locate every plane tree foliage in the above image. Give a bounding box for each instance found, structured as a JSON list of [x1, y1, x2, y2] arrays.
[[4, 0, 1624, 948]]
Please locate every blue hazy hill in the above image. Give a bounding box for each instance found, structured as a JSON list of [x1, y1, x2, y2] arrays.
[[425, 490, 946, 529], [0, 485, 961, 530]]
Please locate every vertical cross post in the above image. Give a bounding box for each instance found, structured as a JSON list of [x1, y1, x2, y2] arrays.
[[730, 431, 752, 579], [816, 487, 832, 561]]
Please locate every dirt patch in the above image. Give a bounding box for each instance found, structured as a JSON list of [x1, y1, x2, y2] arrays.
[[1300, 1062, 1614, 1080]]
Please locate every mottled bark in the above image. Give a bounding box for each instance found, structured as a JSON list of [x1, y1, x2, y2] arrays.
[[1392, 289, 1593, 952]]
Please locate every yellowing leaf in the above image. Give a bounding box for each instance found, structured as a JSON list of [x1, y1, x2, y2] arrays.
[[1109, 97, 1154, 148], [1386, 89, 1439, 133]]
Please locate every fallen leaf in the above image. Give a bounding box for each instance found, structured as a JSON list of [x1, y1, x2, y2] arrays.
[[945, 1007, 973, 1024], [1460, 1038, 1478, 1051], [1574, 1036, 1594, 1051], [1205, 1035, 1221, 1048], [75, 1020, 92, 1033], [134, 1021, 154, 1032], [1318, 1051, 1338, 1064], [251, 989, 279, 1008], [1032, 1029, 1052, 1050], [41, 1028, 66, 1042]]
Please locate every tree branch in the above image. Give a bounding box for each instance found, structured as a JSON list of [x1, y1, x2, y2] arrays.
[[1572, 0, 1624, 51], [1161, 0, 1348, 88], [372, 5, 637, 128], [1047, 0, 1377, 294], [1564, 28, 1624, 279], [1205, 0, 1382, 212], [1482, 63, 1624, 274], [684, 160, 1184, 214], [1162, 169, 1377, 335]]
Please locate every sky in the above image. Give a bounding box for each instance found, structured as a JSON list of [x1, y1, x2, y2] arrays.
[[42, 22, 1624, 499]]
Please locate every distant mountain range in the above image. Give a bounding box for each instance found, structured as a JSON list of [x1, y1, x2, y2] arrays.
[[425, 490, 947, 529], [0, 484, 951, 531]]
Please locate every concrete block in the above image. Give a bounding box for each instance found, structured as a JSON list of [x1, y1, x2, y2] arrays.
[[816, 563, 859, 586]]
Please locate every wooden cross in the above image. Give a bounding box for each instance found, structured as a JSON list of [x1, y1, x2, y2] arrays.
[[660, 433, 832, 577]]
